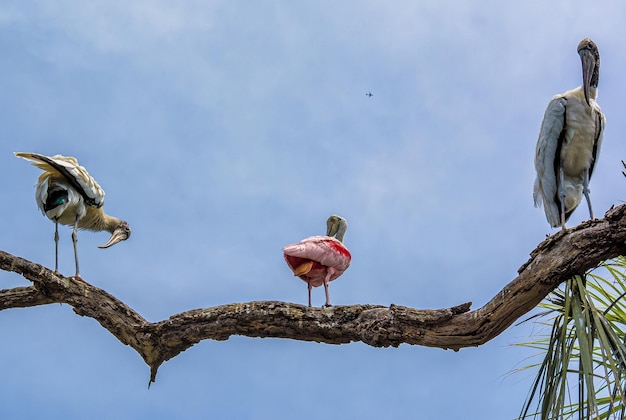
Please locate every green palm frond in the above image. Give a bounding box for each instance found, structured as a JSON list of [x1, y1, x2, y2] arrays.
[[517, 258, 626, 420]]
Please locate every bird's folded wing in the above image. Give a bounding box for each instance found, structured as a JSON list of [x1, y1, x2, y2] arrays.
[[533, 96, 566, 225], [283, 236, 350, 269]]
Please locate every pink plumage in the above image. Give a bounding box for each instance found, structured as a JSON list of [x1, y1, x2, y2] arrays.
[[283, 215, 351, 307]]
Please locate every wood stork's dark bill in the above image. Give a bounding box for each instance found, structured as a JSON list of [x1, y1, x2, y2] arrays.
[[98, 221, 131, 249], [578, 39, 599, 106]]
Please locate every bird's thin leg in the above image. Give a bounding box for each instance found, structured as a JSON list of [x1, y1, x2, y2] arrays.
[[53, 221, 60, 274], [323, 271, 332, 307], [583, 168, 594, 220], [308, 281, 312, 307], [71, 216, 85, 282], [558, 164, 567, 230]]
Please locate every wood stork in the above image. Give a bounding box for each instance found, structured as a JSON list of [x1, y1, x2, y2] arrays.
[[283, 215, 352, 307], [534, 38, 605, 230], [15, 152, 131, 280]]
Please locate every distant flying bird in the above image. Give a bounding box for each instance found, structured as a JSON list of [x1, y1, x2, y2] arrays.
[[15, 152, 131, 280], [366, 92, 373, 97], [283, 215, 351, 307], [533, 38, 605, 230]]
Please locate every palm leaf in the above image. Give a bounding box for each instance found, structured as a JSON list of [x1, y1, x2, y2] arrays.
[[517, 260, 626, 419]]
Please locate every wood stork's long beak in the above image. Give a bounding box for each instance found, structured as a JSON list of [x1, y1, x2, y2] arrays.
[[579, 47, 596, 106], [98, 221, 131, 248]]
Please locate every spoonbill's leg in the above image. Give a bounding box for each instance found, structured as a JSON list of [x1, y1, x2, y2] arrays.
[[323, 283, 331, 307], [294, 261, 314, 307], [322, 270, 335, 307]]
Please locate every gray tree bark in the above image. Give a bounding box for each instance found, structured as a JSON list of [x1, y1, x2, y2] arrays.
[[3, 204, 626, 385]]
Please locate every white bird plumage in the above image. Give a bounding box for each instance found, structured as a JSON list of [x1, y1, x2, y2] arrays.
[[15, 152, 131, 280], [534, 38, 605, 230]]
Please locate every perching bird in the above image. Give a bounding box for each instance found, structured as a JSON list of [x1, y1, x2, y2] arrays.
[[283, 215, 351, 307], [534, 38, 605, 230], [15, 152, 131, 280]]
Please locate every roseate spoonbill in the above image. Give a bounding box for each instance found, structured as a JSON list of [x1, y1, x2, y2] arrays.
[[15, 152, 131, 280], [283, 215, 351, 307], [534, 38, 605, 230]]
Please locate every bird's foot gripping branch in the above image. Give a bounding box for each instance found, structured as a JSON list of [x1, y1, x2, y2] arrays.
[[3, 204, 626, 384]]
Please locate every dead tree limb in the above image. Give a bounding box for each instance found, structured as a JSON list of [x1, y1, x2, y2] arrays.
[[2, 204, 626, 384]]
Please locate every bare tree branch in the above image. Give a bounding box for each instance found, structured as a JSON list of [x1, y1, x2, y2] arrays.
[[3, 204, 626, 385]]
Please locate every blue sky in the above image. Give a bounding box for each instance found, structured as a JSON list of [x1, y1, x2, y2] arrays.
[[2, 1, 626, 418]]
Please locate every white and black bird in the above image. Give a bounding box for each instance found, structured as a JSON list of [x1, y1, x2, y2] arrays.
[[534, 38, 605, 230], [15, 152, 131, 280]]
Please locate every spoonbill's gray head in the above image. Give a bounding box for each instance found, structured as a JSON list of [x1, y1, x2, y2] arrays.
[[326, 214, 348, 243]]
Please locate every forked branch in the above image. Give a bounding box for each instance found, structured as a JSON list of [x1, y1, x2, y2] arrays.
[[3, 204, 626, 384]]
